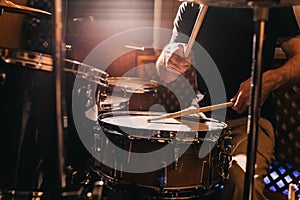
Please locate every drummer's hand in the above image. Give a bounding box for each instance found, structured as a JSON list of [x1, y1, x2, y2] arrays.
[[230, 71, 276, 114], [156, 43, 191, 82], [164, 43, 191, 74], [185, 105, 207, 119]]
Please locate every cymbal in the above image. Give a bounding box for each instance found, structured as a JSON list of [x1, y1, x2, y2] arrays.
[[180, 0, 300, 8], [0, 0, 51, 16]]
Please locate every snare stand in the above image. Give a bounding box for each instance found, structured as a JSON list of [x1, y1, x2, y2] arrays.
[[53, 0, 67, 197], [243, 1, 278, 199]]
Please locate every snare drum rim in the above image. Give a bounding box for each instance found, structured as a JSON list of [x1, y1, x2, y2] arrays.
[[98, 111, 227, 141]]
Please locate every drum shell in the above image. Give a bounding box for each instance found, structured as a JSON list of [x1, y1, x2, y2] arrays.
[[96, 111, 230, 195], [97, 136, 221, 190], [127, 92, 158, 111], [106, 77, 158, 111], [0, 48, 105, 190]]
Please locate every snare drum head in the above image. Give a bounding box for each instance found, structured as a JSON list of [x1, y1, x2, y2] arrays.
[[99, 111, 226, 139], [107, 77, 158, 93]]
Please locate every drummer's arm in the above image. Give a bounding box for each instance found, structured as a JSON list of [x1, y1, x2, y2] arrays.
[[262, 36, 300, 91], [156, 43, 191, 83], [156, 3, 198, 83], [231, 36, 300, 114]]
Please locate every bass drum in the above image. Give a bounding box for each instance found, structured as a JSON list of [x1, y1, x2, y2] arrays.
[[96, 111, 232, 199]]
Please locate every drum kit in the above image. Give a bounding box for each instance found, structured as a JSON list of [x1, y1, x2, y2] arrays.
[[0, 0, 299, 199]]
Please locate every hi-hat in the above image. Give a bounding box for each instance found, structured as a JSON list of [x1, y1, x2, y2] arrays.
[[179, 0, 300, 8], [0, 0, 51, 16]]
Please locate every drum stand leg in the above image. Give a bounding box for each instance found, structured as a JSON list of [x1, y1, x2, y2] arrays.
[[243, 2, 276, 200], [76, 125, 105, 199]]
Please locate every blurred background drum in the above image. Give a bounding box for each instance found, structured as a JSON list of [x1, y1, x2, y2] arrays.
[[0, 48, 108, 193], [0, 47, 56, 191], [107, 77, 159, 111], [0, 0, 27, 49]]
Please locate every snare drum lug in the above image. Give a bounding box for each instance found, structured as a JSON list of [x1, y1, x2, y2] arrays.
[[92, 180, 104, 200], [218, 135, 233, 180], [173, 147, 180, 170], [127, 140, 132, 164], [159, 162, 168, 188], [0, 70, 6, 85], [112, 150, 118, 181], [200, 161, 212, 189]]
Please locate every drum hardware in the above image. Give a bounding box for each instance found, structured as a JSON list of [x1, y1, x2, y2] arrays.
[[0, 0, 51, 16], [159, 162, 168, 188], [172, 147, 180, 170], [218, 136, 233, 180], [0, 189, 44, 199], [0, 69, 5, 84], [200, 161, 211, 189], [91, 180, 104, 200]]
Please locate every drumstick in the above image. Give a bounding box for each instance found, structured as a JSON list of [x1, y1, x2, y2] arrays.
[[147, 102, 234, 123], [184, 4, 208, 58]]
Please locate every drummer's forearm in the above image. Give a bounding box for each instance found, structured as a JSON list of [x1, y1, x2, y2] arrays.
[[269, 37, 300, 90]]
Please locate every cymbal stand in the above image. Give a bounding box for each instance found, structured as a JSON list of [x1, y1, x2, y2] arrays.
[[53, 0, 66, 196], [243, 1, 277, 200]]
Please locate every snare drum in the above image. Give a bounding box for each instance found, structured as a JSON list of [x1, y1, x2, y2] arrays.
[[107, 77, 158, 111], [95, 111, 232, 198]]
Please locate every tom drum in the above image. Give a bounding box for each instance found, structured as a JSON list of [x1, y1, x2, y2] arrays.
[[107, 77, 158, 111]]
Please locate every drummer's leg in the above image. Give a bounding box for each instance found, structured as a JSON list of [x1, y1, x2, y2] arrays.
[[221, 117, 275, 200]]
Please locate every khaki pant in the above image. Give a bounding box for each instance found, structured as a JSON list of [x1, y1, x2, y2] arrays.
[[222, 117, 275, 200]]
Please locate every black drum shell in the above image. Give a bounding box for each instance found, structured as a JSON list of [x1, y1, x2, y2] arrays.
[[96, 111, 230, 197]]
